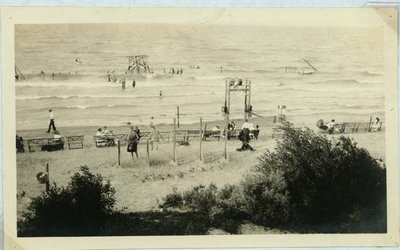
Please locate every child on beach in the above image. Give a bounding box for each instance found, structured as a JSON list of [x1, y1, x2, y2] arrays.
[[253, 125, 260, 139], [128, 126, 139, 159]]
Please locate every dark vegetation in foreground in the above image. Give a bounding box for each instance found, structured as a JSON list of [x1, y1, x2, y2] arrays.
[[18, 124, 386, 236]]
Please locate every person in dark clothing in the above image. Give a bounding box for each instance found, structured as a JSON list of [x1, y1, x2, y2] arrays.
[[47, 109, 57, 133], [16, 135, 25, 153], [237, 128, 254, 151], [253, 125, 260, 139], [127, 126, 139, 159]]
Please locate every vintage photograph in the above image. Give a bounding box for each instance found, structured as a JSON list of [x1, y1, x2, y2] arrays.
[[3, 7, 398, 247]]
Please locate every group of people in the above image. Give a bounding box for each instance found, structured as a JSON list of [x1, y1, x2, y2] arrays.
[[166, 67, 183, 75], [127, 124, 162, 160], [317, 117, 382, 134], [237, 119, 260, 151], [316, 119, 338, 134], [96, 126, 115, 146]]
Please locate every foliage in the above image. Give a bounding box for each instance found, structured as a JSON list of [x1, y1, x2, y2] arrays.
[[161, 123, 386, 233], [18, 165, 116, 236], [243, 123, 386, 232]]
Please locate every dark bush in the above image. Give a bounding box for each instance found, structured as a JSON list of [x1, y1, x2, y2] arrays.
[[244, 123, 386, 232], [18, 165, 116, 236]]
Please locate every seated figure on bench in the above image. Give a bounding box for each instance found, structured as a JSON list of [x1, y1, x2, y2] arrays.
[[371, 117, 381, 132], [102, 126, 115, 146], [41, 131, 64, 151], [212, 126, 222, 139]]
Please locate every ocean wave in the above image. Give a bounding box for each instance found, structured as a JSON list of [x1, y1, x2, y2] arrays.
[[310, 79, 360, 84], [360, 71, 383, 77], [16, 92, 217, 101], [191, 75, 227, 81], [16, 81, 119, 88], [37, 104, 133, 111]]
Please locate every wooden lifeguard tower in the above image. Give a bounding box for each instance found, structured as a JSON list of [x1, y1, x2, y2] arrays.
[[222, 78, 252, 118], [126, 55, 151, 74]]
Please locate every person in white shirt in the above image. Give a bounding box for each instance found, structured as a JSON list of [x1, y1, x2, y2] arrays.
[[47, 109, 57, 133], [327, 119, 336, 134], [53, 131, 64, 149], [241, 119, 251, 130], [371, 117, 381, 132], [102, 126, 111, 136], [96, 128, 103, 137]]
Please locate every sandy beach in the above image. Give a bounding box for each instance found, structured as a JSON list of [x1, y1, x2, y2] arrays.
[[16, 121, 386, 220]]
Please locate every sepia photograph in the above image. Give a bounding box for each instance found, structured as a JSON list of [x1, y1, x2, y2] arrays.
[[2, 7, 399, 249]]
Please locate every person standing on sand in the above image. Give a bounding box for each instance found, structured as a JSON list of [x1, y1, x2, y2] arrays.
[[149, 125, 162, 151], [127, 126, 139, 159], [47, 109, 57, 133]]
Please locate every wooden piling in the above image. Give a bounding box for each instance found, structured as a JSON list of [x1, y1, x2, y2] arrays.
[[117, 139, 121, 166], [173, 118, 177, 163], [45, 162, 49, 192], [199, 117, 203, 161]]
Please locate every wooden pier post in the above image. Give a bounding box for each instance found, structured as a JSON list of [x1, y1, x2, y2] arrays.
[[146, 138, 150, 167], [45, 162, 50, 192], [224, 115, 229, 161], [117, 139, 121, 166], [199, 117, 203, 161], [173, 118, 177, 163]]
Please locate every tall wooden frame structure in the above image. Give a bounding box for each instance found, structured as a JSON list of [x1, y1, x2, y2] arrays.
[[126, 55, 151, 74], [222, 78, 252, 118]]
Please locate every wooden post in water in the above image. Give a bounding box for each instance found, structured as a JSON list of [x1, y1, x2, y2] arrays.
[[199, 117, 203, 161], [224, 115, 229, 161], [146, 138, 150, 167], [45, 162, 50, 192], [173, 118, 177, 163], [117, 139, 121, 166]]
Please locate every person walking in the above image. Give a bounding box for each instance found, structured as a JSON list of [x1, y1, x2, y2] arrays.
[[127, 126, 139, 159], [47, 109, 57, 133]]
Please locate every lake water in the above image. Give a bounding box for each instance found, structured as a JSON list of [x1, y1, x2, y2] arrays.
[[15, 24, 385, 130]]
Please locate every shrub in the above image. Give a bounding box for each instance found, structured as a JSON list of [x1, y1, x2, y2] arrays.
[[182, 184, 218, 213], [18, 165, 116, 236], [244, 123, 386, 232]]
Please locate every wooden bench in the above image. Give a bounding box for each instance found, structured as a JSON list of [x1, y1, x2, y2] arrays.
[[66, 135, 84, 150], [203, 130, 222, 141], [26, 137, 65, 152]]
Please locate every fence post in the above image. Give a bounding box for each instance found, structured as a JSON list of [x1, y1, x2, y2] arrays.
[[199, 117, 203, 161], [117, 139, 121, 166], [146, 138, 150, 167], [45, 162, 50, 192], [224, 115, 229, 161], [177, 106, 180, 128], [367, 116, 372, 132], [173, 118, 177, 163]]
